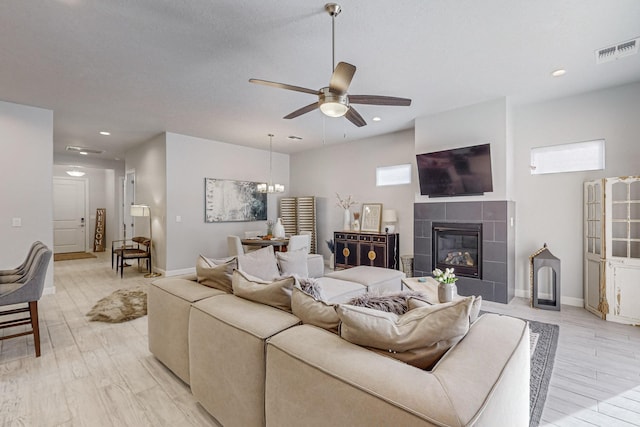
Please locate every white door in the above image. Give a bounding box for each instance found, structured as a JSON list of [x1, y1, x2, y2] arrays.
[[53, 177, 87, 253], [583, 179, 604, 318], [604, 176, 640, 324]]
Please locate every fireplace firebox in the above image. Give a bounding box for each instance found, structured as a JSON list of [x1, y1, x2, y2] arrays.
[[432, 222, 482, 279]]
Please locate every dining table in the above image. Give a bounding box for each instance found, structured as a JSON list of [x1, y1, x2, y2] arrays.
[[241, 237, 289, 252]]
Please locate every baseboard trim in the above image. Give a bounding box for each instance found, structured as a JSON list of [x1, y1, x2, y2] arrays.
[[43, 286, 56, 296], [164, 267, 196, 277], [515, 289, 583, 307]]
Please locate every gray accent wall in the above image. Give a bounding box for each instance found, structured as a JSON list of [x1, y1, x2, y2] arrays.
[[414, 201, 515, 303]]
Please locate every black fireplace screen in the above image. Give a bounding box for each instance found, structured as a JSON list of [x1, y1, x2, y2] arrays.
[[432, 222, 482, 279]]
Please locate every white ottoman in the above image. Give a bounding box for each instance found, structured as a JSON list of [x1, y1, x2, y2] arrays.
[[325, 266, 405, 293], [317, 277, 367, 303]]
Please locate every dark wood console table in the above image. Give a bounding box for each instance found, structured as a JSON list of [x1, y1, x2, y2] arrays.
[[334, 231, 399, 270]]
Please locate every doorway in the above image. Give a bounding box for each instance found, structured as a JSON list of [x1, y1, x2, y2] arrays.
[[124, 170, 136, 239], [53, 177, 88, 253]]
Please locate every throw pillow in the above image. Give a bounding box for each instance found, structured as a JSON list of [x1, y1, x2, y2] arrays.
[[336, 297, 473, 369], [236, 245, 280, 281], [408, 295, 483, 323], [347, 290, 425, 315], [291, 286, 340, 333], [276, 248, 309, 278], [195, 255, 237, 293], [232, 269, 295, 313]]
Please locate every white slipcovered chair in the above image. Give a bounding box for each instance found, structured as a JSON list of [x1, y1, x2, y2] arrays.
[[227, 235, 244, 257], [287, 234, 311, 253]]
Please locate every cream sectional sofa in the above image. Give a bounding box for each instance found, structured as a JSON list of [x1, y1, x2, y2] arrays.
[[148, 253, 530, 427]]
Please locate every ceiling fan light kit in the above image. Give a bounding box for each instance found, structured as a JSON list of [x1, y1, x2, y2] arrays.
[[249, 3, 411, 128]]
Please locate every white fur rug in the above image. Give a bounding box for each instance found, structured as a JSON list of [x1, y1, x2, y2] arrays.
[[86, 285, 147, 323]]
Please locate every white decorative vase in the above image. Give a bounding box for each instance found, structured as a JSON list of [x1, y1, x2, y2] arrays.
[[273, 217, 285, 238], [329, 253, 335, 270], [343, 209, 351, 231], [438, 282, 457, 303]]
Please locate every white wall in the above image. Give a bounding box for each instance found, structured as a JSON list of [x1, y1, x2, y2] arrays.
[[290, 129, 415, 260], [52, 165, 121, 250], [513, 81, 640, 306], [0, 100, 54, 291], [125, 134, 167, 273], [414, 97, 511, 202], [164, 132, 290, 273]]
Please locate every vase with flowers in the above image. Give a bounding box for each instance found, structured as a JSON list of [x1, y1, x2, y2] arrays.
[[326, 239, 335, 270], [432, 268, 458, 303], [336, 193, 357, 231]]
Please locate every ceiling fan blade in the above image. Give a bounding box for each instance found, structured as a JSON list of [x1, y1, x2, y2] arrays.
[[284, 102, 319, 119], [345, 107, 366, 127], [329, 62, 356, 94], [348, 95, 412, 106], [249, 79, 318, 96]]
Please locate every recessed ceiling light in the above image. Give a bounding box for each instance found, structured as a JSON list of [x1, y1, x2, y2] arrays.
[[99, 131, 111, 136], [372, 117, 381, 122], [287, 135, 303, 141], [551, 69, 566, 77], [79, 151, 88, 155]]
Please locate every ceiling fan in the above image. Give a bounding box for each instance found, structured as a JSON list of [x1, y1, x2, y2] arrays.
[[249, 3, 411, 127]]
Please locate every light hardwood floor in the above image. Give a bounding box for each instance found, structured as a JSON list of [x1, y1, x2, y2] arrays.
[[1, 253, 639, 426]]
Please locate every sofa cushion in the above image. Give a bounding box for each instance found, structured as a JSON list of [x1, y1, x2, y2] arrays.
[[237, 245, 280, 281], [232, 269, 295, 313], [291, 286, 340, 333], [195, 255, 236, 293], [408, 295, 483, 323], [336, 297, 473, 369], [276, 249, 309, 278]]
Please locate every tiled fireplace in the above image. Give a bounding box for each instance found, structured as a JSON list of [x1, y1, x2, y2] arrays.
[[414, 201, 515, 303]]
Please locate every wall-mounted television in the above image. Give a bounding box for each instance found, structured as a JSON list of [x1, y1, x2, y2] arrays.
[[416, 143, 493, 197]]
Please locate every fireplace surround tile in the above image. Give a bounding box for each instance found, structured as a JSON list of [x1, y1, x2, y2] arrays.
[[483, 241, 506, 262], [483, 201, 508, 220], [413, 201, 515, 303], [445, 202, 482, 221]]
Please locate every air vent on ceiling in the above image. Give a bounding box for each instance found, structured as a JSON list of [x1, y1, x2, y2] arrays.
[[65, 145, 104, 154], [596, 37, 639, 64]]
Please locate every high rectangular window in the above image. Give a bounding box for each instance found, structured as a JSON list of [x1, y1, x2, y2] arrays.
[[530, 139, 605, 175], [376, 164, 411, 186]]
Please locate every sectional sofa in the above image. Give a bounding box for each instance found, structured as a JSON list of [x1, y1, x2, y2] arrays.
[[147, 247, 530, 426]]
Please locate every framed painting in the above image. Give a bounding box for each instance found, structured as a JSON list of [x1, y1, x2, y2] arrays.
[[204, 178, 267, 222], [360, 203, 382, 233]]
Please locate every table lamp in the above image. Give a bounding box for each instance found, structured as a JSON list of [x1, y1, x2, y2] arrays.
[[382, 209, 397, 234]]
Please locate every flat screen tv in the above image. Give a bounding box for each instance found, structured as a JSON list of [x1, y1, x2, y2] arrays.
[[416, 143, 493, 197]]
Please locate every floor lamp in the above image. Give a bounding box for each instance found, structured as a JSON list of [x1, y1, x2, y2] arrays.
[[130, 204, 161, 278]]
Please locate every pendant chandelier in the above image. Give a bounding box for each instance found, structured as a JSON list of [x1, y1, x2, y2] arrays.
[[257, 133, 285, 193]]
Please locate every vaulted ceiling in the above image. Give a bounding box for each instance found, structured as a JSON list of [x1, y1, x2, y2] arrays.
[[1, 1, 639, 160]]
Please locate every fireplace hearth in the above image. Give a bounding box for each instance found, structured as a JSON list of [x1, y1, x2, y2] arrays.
[[432, 222, 482, 279]]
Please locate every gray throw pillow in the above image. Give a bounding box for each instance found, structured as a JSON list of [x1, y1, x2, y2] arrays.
[[237, 245, 280, 281], [337, 297, 473, 369], [232, 269, 295, 313], [195, 255, 236, 293], [291, 286, 340, 333], [276, 249, 309, 278]]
